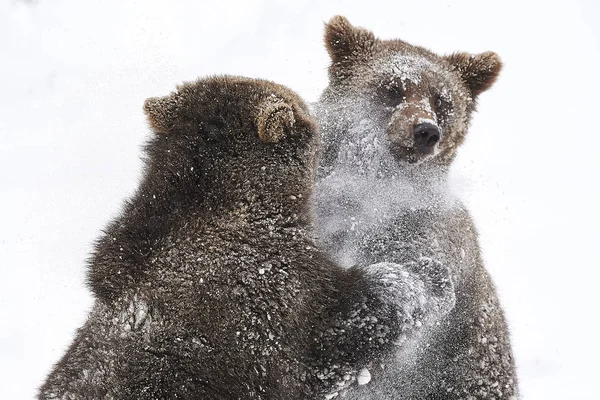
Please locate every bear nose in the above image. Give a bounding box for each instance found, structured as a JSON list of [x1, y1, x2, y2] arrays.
[[413, 122, 441, 153]]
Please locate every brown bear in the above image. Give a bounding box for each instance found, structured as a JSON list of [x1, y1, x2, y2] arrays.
[[38, 75, 456, 399], [314, 16, 518, 399]]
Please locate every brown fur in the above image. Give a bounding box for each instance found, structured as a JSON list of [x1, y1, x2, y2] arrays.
[[446, 51, 503, 97], [314, 16, 518, 399], [39, 75, 456, 399], [324, 15, 377, 79], [320, 16, 502, 167]]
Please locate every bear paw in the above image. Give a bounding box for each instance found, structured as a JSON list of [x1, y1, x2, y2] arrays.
[[364, 257, 455, 325], [404, 257, 454, 299], [403, 257, 455, 316]]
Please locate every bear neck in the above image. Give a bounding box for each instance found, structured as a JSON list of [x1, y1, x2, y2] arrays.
[[89, 162, 315, 288]]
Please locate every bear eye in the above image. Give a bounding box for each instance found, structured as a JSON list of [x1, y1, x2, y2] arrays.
[[378, 79, 406, 107], [434, 93, 453, 125]]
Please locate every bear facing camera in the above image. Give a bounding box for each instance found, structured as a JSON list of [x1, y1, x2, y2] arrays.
[[39, 75, 455, 399], [314, 16, 517, 400]]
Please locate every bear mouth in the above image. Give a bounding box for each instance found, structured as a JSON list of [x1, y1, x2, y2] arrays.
[[388, 143, 433, 164]]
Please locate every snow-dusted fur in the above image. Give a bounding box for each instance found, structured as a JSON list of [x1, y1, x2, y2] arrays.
[[314, 16, 518, 399], [38, 76, 455, 399]]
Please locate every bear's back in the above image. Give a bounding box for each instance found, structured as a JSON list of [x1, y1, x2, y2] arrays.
[[115, 205, 341, 399]]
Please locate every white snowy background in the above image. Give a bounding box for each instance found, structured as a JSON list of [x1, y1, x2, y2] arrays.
[[1, 0, 599, 398]]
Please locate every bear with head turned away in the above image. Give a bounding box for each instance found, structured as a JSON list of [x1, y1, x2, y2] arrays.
[[38, 75, 455, 400]]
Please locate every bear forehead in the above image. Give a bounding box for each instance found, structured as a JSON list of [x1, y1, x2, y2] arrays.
[[347, 55, 457, 101], [378, 54, 440, 84], [370, 53, 469, 102]]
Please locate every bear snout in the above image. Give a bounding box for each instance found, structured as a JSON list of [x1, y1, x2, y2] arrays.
[[413, 122, 442, 154]]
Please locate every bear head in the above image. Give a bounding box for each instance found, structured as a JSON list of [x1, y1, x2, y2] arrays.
[[87, 77, 318, 301], [141, 76, 318, 209], [319, 16, 502, 168]]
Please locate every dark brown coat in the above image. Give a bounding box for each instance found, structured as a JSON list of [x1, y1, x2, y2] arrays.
[[38, 76, 455, 399], [314, 16, 518, 399]]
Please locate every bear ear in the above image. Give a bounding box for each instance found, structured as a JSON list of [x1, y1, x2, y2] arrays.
[[324, 15, 376, 68], [255, 98, 296, 143], [445, 51, 502, 97], [143, 95, 179, 134]]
